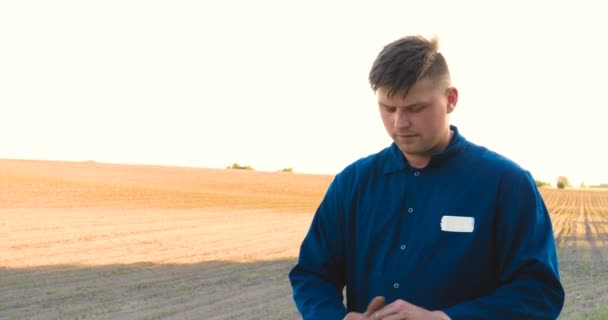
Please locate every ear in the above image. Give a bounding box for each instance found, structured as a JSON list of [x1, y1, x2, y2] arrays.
[[446, 87, 458, 113]]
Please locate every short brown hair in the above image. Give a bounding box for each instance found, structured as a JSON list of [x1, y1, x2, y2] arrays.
[[369, 35, 450, 98]]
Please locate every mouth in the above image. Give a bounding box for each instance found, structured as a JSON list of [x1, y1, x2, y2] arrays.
[[396, 134, 418, 138], [395, 134, 419, 144]]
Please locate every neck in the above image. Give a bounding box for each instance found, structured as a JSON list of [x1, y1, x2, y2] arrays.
[[404, 128, 454, 169], [407, 156, 431, 169]]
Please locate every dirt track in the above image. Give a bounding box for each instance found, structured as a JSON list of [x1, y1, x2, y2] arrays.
[[2, 209, 309, 320], [1, 159, 607, 319]]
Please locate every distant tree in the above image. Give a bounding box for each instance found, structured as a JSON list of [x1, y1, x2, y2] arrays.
[[556, 176, 571, 189], [535, 180, 550, 188], [278, 167, 294, 173], [580, 182, 587, 188], [227, 163, 254, 170]]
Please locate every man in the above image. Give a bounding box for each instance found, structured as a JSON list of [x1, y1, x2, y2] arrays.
[[288, 35, 564, 320]]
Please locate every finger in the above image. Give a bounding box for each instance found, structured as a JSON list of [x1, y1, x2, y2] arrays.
[[363, 296, 386, 316], [372, 299, 411, 319], [370, 305, 394, 319], [343, 312, 363, 320]]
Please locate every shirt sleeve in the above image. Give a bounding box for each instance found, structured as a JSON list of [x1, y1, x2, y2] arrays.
[[443, 170, 565, 320], [289, 175, 348, 320]]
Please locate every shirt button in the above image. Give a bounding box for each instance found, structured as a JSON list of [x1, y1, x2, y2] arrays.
[[400, 244, 406, 250], [414, 171, 420, 176], [408, 208, 414, 213], [393, 282, 400, 288]]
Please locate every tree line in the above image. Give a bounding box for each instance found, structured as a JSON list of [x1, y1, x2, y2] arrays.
[[536, 176, 608, 189], [226, 163, 293, 172]]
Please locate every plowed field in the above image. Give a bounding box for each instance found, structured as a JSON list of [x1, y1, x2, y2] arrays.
[[1, 159, 607, 319]]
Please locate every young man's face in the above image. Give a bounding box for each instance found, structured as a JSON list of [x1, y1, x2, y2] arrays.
[[377, 77, 458, 161]]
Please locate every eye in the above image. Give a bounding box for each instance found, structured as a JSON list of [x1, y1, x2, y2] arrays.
[[382, 105, 396, 113], [410, 105, 426, 113]]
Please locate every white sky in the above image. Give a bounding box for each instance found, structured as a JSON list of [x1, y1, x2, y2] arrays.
[[1, 1, 607, 186]]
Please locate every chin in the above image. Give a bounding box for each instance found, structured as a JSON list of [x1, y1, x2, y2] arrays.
[[397, 145, 419, 155]]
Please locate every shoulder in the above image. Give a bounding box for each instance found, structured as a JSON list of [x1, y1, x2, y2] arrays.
[[464, 141, 536, 190], [333, 144, 394, 186], [467, 141, 529, 176]]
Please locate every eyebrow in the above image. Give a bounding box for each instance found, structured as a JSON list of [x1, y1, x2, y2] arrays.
[[378, 102, 427, 110]]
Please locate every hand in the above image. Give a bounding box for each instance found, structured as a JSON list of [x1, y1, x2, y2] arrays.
[[343, 296, 386, 320], [368, 299, 450, 320]]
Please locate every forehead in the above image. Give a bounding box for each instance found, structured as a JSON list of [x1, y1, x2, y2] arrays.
[[376, 78, 441, 106]]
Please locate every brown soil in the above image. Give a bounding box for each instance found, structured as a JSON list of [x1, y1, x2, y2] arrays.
[[1, 159, 607, 319]]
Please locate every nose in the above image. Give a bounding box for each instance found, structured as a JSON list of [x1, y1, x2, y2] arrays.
[[394, 109, 411, 129]]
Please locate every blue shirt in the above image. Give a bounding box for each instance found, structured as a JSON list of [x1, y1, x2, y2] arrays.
[[289, 126, 564, 320]]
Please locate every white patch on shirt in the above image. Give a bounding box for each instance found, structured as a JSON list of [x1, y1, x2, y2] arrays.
[[440, 215, 475, 233]]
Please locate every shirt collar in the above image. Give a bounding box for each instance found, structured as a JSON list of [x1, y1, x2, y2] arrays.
[[383, 125, 466, 175]]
